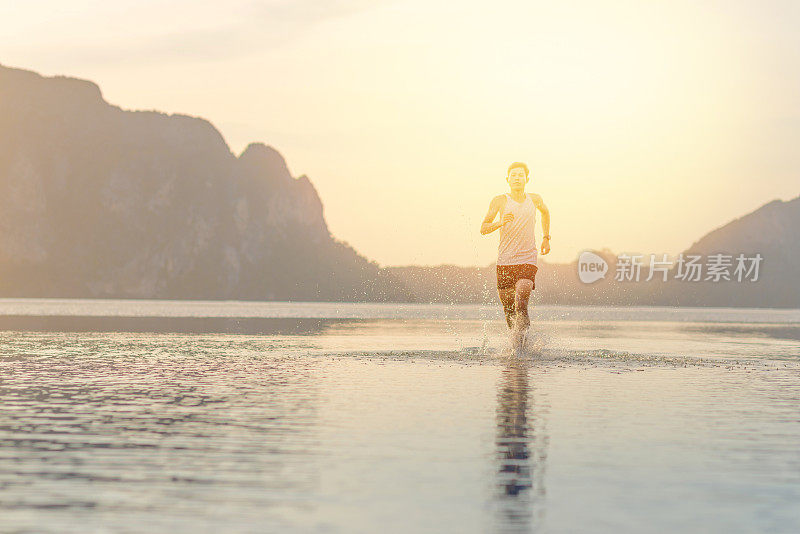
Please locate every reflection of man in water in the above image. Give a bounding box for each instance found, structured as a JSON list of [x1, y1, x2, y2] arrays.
[[480, 162, 551, 341], [494, 359, 547, 531]]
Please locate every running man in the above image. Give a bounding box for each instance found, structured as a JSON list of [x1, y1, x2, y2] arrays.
[[480, 162, 550, 335]]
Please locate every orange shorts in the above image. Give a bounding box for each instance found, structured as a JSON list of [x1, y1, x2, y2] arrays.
[[496, 263, 537, 290]]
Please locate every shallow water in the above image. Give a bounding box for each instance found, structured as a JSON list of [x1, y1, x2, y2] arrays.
[[0, 300, 799, 533]]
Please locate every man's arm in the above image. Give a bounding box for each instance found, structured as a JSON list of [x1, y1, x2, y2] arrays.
[[480, 196, 508, 235], [531, 194, 551, 255]]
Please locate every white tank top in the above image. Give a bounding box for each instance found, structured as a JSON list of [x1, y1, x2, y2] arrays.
[[497, 193, 538, 266]]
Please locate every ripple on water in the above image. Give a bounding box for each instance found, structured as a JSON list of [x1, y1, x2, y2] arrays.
[[0, 322, 799, 533]]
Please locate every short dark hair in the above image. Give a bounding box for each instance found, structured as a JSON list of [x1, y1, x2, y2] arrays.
[[507, 162, 529, 176]]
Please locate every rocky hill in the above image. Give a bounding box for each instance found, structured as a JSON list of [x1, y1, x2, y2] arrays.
[[671, 195, 800, 307], [0, 64, 410, 301], [1, 63, 795, 307]]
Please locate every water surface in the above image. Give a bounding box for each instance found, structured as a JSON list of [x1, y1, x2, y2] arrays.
[[1, 300, 799, 533]]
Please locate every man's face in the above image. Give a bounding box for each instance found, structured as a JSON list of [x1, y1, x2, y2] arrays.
[[506, 167, 528, 188]]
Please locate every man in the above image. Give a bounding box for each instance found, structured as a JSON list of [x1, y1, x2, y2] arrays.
[[480, 162, 550, 342]]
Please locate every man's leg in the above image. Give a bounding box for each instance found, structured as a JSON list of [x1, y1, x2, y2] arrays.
[[513, 279, 534, 329], [498, 287, 516, 329]]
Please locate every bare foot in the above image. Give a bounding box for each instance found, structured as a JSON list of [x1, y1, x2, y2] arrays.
[[511, 327, 529, 354], [510, 310, 531, 354]]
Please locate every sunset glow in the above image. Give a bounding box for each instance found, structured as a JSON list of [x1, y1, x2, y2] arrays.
[[4, 0, 798, 266]]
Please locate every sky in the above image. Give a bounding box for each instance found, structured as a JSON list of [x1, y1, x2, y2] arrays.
[[4, 0, 799, 267]]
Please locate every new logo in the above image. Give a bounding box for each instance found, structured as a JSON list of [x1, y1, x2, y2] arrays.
[[578, 251, 608, 284]]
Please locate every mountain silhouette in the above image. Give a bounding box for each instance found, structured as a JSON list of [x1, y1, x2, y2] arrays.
[[0, 63, 795, 307], [672, 195, 800, 307], [0, 63, 409, 301]]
